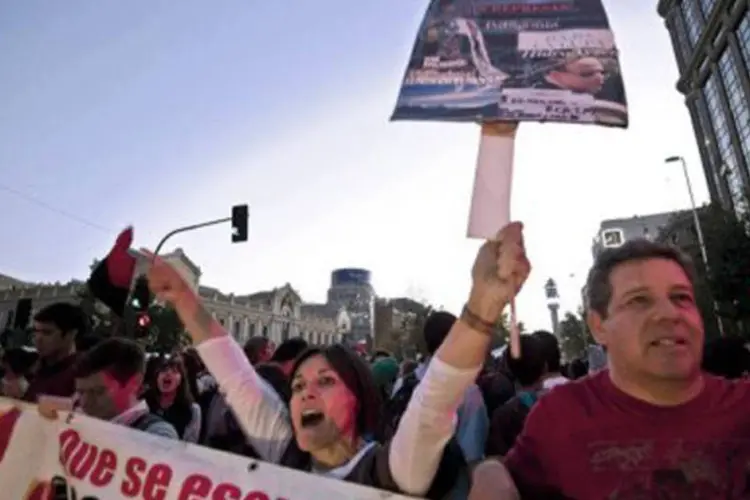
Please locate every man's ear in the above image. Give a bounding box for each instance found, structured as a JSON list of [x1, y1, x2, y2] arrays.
[[587, 310, 607, 347]]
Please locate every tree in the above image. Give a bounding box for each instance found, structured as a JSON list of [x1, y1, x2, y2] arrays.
[[138, 304, 191, 354], [492, 311, 525, 351], [404, 304, 432, 359], [76, 283, 123, 339], [658, 203, 750, 340], [557, 310, 593, 362]]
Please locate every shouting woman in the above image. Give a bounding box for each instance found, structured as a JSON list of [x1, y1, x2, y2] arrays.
[[143, 222, 530, 498], [143, 355, 202, 443]]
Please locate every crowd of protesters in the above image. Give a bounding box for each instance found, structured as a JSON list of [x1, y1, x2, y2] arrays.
[[3, 224, 750, 498]]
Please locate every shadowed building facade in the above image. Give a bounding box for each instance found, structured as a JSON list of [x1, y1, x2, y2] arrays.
[[657, 0, 750, 216]]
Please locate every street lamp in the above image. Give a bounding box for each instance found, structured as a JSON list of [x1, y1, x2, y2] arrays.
[[665, 156, 709, 268], [665, 155, 724, 336]]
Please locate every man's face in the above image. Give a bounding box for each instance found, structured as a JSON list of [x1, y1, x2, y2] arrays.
[[32, 321, 69, 359], [591, 258, 704, 382], [75, 371, 136, 421], [557, 57, 606, 94]]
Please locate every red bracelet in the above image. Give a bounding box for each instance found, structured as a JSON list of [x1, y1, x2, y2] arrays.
[[460, 305, 497, 336]]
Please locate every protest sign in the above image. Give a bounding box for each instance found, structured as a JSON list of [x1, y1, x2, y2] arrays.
[[391, 0, 627, 127], [391, 0, 628, 239], [0, 398, 416, 500], [391, 0, 628, 357]]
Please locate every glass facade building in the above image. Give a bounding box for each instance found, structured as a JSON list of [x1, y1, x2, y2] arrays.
[[658, 0, 750, 216], [327, 268, 375, 344]]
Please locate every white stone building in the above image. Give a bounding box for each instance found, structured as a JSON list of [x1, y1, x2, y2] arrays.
[[0, 248, 350, 347]]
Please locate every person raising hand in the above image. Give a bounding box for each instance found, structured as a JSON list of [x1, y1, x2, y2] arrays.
[[139, 222, 530, 498]]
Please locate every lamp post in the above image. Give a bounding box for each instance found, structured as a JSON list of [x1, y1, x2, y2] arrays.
[[665, 156, 709, 268], [665, 155, 724, 336]]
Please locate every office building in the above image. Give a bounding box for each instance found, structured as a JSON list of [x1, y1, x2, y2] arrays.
[[591, 210, 685, 258], [326, 268, 375, 344], [657, 0, 750, 216]]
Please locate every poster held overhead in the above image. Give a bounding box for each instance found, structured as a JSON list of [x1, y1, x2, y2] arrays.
[[391, 0, 628, 127], [391, 0, 629, 358]]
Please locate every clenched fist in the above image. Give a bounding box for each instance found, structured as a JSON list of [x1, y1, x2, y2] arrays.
[[140, 250, 193, 306], [468, 222, 531, 323]]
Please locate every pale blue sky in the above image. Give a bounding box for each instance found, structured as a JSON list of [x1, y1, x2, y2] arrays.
[[1, 1, 707, 330]]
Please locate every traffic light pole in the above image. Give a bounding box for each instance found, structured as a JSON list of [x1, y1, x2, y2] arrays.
[[153, 217, 232, 256]]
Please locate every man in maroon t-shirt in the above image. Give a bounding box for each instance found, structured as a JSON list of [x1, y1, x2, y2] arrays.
[[502, 239, 750, 498]]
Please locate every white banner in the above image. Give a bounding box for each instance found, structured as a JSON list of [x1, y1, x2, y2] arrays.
[[0, 398, 415, 499]]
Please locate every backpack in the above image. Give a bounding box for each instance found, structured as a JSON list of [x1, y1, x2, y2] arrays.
[[130, 412, 167, 432], [378, 372, 420, 442]]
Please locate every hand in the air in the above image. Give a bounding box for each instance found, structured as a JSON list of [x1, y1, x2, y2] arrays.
[[468, 222, 531, 323], [140, 250, 193, 305]]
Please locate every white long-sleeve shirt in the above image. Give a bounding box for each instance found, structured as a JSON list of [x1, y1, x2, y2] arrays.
[[196, 336, 478, 496]]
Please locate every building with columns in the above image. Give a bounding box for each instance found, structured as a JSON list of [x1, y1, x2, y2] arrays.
[[0, 248, 351, 347]]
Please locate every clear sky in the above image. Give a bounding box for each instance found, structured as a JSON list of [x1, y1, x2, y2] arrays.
[[0, 1, 708, 331]]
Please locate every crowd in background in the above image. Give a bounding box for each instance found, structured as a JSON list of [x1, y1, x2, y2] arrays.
[[2, 226, 750, 498]]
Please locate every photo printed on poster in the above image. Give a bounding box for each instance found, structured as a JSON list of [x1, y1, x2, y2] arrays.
[[392, 0, 628, 127]]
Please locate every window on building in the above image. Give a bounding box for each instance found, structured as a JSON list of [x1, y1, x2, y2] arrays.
[[262, 325, 268, 338], [680, 0, 704, 47], [234, 321, 241, 337], [698, 0, 715, 19], [718, 46, 750, 174], [601, 229, 624, 248], [695, 98, 726, 202], [703, 73, 747, 214], [737, 13, 750, 77], [670, 8, 692, 67]]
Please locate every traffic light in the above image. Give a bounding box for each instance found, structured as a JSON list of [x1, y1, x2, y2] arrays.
[[131, 276, 151, 313], [231, 204, 249, 243], [137, 314, 151, 328], [134, 312, 151, 338]]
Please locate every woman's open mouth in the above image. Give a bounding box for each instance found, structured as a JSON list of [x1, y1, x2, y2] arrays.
[[300, 410, 325, 428]]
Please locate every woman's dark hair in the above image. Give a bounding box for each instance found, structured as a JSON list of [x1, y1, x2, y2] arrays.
[[143, 355, 195, 438], [290, 344, 383, 439], [180, 349, 204, 401]]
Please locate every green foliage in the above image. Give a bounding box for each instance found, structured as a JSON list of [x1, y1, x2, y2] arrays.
[[492, 311, 525, 351], [557, 310, 594, 362], [76, 284, 123, 338], [138, 304, 191, 354], [658, 203, 750, 339], [376, 300, 433, 360]]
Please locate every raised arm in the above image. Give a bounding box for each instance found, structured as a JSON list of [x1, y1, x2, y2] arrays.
[[388, 223, 531, 495], [145, 253, 293, 462]]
